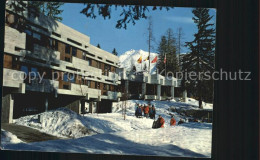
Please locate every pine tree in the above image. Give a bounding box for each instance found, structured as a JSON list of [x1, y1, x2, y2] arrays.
[[112, 48, 118, 56], [157, 35, 167, 73], [157, 29, 179, 76], [97, 44, 101, 48], [28, 2, 64, 21], [182, 8, 215, 109]]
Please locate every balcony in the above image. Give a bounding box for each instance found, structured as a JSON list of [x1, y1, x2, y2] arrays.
[[20, 44, 60, 64], [107, 91, 121, 100], [26, 79, 59, 93], [72, 57, 102, 78], [3, 68, 25, 93], [144, 95, 157, 100]]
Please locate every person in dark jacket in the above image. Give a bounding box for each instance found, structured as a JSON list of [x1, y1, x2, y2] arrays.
[[178, 119, 185, 125], [135, 105, 142, 118], [149, 105, 156, 119]]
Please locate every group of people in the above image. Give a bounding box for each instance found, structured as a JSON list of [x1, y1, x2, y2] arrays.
[[135, 104, 156, 119], [135, 103, 185, 129], [153, 115, 178, 128]]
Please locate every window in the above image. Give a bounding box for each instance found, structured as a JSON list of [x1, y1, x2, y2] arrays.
[[103, 84, 107, 90], [24, 29, 32, 36], [33, 32, 41, 40], [72, 47, 77, 56], [52, 32, 61, 38], [63, 85, 70, 90], [67, 38, 82, 46], [21, 65, 29, 75], [82, 52, 86, 60], [50, 39, 58, 51], [65, 57, 71, 62], [68, 73, 75, 83], [65, 44, 71, 54], [63, 73, 69, 82], [87, 80, 90, 86], [30, 67, 38, 78], [95, 82, 100, 89]]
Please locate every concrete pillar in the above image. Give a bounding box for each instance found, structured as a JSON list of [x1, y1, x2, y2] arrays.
[[183, 90, 187, 102], [171, 86, 175, 99], [45, 97, 48, 112], [1, 94, 14, 123], [125, 80, 129, 94], [142, 82, 146, 97], [157, 85, 161, 100]]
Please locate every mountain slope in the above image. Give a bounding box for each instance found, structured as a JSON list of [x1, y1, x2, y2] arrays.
[[119, 49, 159, 74]]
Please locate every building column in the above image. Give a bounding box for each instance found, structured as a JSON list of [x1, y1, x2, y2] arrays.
[[183, 90, 187, 102], [45, 97, 48, 112], [125, 80, 129, 94], [1, 94, 14, 123], [157, 85, 161, 100], [142, 82, 146, 97], [171, 86, 175, 99]]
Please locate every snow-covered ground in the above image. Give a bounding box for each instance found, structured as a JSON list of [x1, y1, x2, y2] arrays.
[[14, 108, 94, 138], [2, 99, 212, 158], [119, 49, 158, 74], [1, 129, 23, 147]]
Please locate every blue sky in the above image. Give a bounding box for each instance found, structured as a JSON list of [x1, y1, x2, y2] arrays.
[[60, 3, 216, 55]]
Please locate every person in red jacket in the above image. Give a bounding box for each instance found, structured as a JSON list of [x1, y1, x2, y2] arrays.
[[170, 116, 176, 126], [156, 115, 165, 128], [144, 105, 150, 118]]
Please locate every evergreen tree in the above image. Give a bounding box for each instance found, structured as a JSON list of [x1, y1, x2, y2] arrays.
[[28, 2, 64, 21], [182, 8, 215, 108], [157, 35, 167, 73], [112, 48, 118, 56], [97, 44, 101, 48], [157, 29, 179, 76]]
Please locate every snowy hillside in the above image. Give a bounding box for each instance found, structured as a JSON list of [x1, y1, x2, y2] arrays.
[[119, 49, 159, 74], [2, 99, 212, 157]]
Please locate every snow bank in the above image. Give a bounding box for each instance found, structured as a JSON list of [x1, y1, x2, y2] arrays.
[[1, 129, 23, 147], [14, 108, 94, 138]]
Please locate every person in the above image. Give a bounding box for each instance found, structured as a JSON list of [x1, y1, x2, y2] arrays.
[[170, 116, 176, 126], [135, 105, 142, 118], [156, 115, 165, 128], [178, 119, 185, 125], [149, 105, 156, 119], [144, 105, 149, 118]]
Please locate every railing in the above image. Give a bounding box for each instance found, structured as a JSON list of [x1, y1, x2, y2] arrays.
[[72, 57, 102, 78], [26, 79, 59, 93]]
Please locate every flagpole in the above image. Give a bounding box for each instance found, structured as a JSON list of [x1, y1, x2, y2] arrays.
[[141, 54, 142, 71], [164, 53, 166, 77]]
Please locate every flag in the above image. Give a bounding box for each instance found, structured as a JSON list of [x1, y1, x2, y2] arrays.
[[137, 56, 142, 63], [164, 55, 167, 64], [151, 56, 158, 63], [144, 56, 149, 61]]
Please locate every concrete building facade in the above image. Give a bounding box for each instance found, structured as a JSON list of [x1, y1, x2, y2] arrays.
[[117, 69, 181, 101]]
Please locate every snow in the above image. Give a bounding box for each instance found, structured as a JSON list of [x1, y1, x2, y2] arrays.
[[1, 129, 23, 147], [3, 99, 212, 158], [119, 49, 159, 74], [14, 108, 94, 138]]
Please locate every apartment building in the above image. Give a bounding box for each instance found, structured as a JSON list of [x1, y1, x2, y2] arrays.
[[2, 3, 179, 124], [2, 4, 121, 123]]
